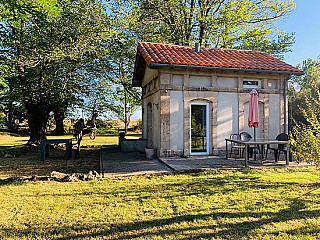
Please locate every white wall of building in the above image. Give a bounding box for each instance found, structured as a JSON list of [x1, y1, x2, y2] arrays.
[[217, 77, 238, 88], [143, 91, 160, 149], [172, 75, 184, 86], [142, 66, 158, 86], [152, 91, 160, 149], [189, 76, 211, 87], [170, 91, 184, 150], [217, 92, 239, 148], [141, 68, 285, 155], [268, 94, 281, 139]]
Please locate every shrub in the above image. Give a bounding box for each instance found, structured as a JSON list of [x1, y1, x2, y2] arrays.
[[97, 128, 118, 135], [291, 88, 320, 165], [96, 119, 109, 129], [0, 112, 5, 126]]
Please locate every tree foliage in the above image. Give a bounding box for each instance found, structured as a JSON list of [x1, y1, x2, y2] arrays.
[[103, 35, 141, 132], [290, 57, 320, 165], [291, 87, 320, 166], [0, 0, 300, 142], [91, 1, 141, 132], [0, 0, 110, 143], [289, 58, 320, 126], [135, 0, 296, 58]]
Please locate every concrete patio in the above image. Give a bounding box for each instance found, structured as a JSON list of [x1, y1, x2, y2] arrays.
[[101, 147, 312, 176], [159, 155, 311, 172], [101, 147, 172, 177]]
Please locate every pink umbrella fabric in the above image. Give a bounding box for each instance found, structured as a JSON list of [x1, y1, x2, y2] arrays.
[[248, 89, 259, 128]]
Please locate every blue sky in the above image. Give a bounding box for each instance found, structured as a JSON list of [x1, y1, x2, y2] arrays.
[[279, 0, 320, 66]]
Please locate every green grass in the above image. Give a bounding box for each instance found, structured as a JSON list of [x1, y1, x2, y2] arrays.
[[1, 168, 320, 239], [0, 132, 28, 152], [0, 132, 141, 151], [1, 132, 320, 239], [79, 134, 140, 146]]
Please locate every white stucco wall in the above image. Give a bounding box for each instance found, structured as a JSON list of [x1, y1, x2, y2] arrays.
[[217, 92, 239, 148], [142, 99, 147, 139], [217, 77, 238, 88], [268, 94, 281, 139], [142, 66, 158, 86], [170, 91, 184, 150], [152, 92, 160, 149], [189, 76, 211, 87], [172, 75, 184, 86], [141, 67, 286, 156], [267, 80, 278, 89]]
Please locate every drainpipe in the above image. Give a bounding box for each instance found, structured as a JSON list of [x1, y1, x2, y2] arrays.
[[283, 77, 289, 134]]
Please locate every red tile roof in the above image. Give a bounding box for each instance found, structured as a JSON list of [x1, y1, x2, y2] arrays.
[[137, 42, 303, 74]]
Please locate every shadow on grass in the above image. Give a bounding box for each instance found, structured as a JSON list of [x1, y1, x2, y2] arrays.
[[56, 199, 320, 239], [0, 178, 25, 186], [0, 145, 17, 152], [2, 198, 319, 239], [0, 147, 100, 179]]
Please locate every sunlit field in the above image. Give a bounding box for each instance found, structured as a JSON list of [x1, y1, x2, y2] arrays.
[[1, 168, 320, 239], [1, 133, 320, 239]]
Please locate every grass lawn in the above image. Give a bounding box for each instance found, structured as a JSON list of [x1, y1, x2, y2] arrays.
[[0, 133, 140, 179], [1, 133, 320, 239], [0, 132, 140, 151], [0, 133, 28, 152], [0, 168, 320, 239]]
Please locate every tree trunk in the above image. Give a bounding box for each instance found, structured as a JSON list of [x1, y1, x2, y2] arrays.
[[126, 117, 130, 133], [7, 102, 14, 131], [54, 109, 65, 135], [124, 91, 128, 134], [26, 104, 50, 144]]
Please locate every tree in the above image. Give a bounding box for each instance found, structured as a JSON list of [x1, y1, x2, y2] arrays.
[[53, 106, 67, 135], [135, 0, 296, 58], [83, 34, 141, 133], [289, 57, 320, 126], [106, 84, 140, 133], [103, 34, 141, 133], [290, 86, 320, 166], [81, 78, 107, 120], [0, 65, 8, 87], [0, 0, 60, 135], [93, 1, 142, 132], [289, 57, 320, 165], [0, 0, 110, 143]]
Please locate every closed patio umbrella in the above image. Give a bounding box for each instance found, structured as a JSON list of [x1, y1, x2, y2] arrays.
[[248, 89, 259, 160], [248, 89, 259, 140]]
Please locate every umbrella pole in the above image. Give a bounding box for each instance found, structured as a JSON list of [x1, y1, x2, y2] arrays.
[[254, 127, 256, 161]]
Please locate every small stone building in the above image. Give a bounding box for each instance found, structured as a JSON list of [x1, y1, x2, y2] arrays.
[[132, 42, 303, 157]]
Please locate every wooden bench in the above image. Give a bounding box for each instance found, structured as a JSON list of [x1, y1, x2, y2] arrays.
[[40, 139, 73, 161]]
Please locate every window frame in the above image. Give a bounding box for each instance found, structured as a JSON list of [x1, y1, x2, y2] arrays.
[[243, 79, 261, 89]]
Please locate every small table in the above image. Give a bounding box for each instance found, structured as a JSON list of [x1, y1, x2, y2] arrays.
[[40, 139, 73, 161], [225, 138, 289, 167]]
